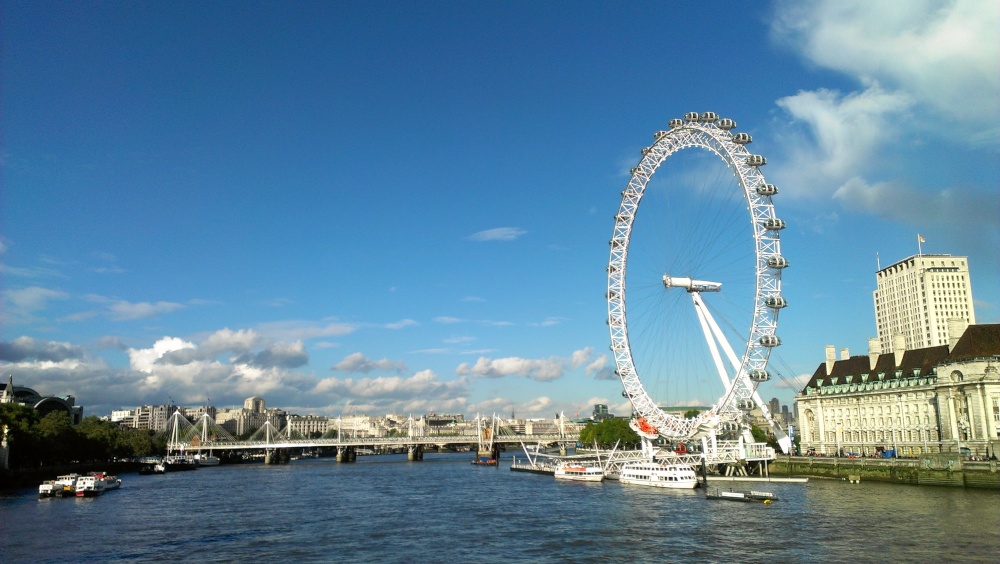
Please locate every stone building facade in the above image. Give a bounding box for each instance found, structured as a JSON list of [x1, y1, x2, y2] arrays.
[[795, 323, 1000, 458]]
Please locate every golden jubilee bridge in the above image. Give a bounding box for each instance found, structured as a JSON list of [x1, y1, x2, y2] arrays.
[[162, 412, 576, 462]]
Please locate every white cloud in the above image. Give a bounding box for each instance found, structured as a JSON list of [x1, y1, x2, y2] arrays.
[[467, 227, 527, 241], [0, 336, 86, 362], [108, 299, 185, 320], [255, 319, 356, 341], [434, 316, 464, 324], [313, 369, 468, 400], [2, 286, 69, 323], [773, 84, 913, 199], [455, 349, 595, 382], [385, 319, 418, 330], [772, 0, 1000, 145], [584, 354, 617, 381], [333, 352, 407, 374]]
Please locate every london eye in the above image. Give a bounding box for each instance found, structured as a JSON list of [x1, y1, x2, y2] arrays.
[[606, 112, 791, 454]]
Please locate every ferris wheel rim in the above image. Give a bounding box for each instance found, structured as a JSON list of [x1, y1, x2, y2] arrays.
[[606, 113, 786, 441]]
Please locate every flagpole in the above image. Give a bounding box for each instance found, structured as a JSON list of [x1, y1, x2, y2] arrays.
[[917, 234, 924, 256]]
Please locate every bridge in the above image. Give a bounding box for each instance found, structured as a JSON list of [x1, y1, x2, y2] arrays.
[[163, 412, 576, 462]]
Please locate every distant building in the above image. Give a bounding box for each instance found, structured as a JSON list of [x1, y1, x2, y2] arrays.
[[795, 322, 1000, 457], [592, 404, 611, 421], [287, 415, 330, 438], [874, 254, 976, 352], [216, 397, 286, 436], [0, 376, 84, 424]]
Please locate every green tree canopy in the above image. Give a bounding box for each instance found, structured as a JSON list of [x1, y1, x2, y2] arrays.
[[578, 418, 640, 449]]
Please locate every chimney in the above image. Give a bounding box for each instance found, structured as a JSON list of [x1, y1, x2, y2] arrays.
[[947, 318, 968, 352], [840, 348, 850, 360], [868, 338, 882, 371], [825, 345, 836, 375], [892, 334, 906, 367]]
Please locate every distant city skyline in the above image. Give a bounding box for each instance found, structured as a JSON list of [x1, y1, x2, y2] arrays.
[[2, 1, 998, 418]]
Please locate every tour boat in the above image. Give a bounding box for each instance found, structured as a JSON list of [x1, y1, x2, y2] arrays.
[[553, 463, 605, 482], [193, 453, 220, 466], [38, 480, 61, 498], [619, 461, 699, 489], [75, 476, 106, 497], [54, 474, 81, 496], [471, 457, 498, 466]]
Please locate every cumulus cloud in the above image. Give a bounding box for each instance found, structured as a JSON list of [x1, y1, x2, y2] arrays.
[[333, 352, 407, 374], [455, 349, 594, 382], [772, 0, 999, 145], [238, 341, 310, 369], [773, 84, 913, 199], [467, 227, 527, 241], [584, 354, 617, 381], [0, 336, 86, 362], [313, 369, 467, 401], [1, 330, 472, 416]]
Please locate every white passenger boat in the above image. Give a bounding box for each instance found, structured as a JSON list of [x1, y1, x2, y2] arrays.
[[554, 463, 605, 482], [75, 476, 106, 497], [38, 480, 61, 498], [619, 461, 698, 489], [54, 474, 81, 496], [194, 454, 220, 466]]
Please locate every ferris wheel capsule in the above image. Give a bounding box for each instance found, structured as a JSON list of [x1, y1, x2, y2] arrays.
[[684, 112, 700, 122], [762, 218, 786, 230], [732, 132, 752, 144], [764, 295, 787, 309], [717, 118, 736, 130], [767, 256, 789, 269], [654, 130, 668, 140], [759, 335, 781, 348], [746, 155, 767, 167], [749, 369, 771, 382], [737, 400, 755, 411], [756, 184, 778, 196], [699, 111, 718, 123]]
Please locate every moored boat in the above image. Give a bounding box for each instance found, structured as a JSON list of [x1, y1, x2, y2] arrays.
[[75, 475, 106, 497], [619, 461, 699, 489], [53, 474, 81, 497], [193, 453, 220, 466], [554, 463, 605, 482], [163, 455, 199, 471], [38, 480, 61, 498], [706, 488, 778, 503], [471, 457, 498, 466]]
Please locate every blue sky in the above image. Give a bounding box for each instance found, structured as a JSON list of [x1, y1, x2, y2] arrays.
[[2, 1, 997, 419]]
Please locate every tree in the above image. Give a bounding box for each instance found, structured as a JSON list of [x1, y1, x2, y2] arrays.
[[684, 409, 701, 419], [579, 418, 640, 449]]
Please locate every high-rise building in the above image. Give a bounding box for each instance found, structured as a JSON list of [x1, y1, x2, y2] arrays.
[[873, 254, 976, 352]]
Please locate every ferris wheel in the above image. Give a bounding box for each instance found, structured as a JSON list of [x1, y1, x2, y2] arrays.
[[606, 111, 791, 454]]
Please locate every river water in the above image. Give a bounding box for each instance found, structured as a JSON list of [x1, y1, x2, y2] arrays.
[[2, 452, 998, 563]]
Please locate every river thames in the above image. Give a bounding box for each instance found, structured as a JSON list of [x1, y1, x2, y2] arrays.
[[2, 452, 998, 563]]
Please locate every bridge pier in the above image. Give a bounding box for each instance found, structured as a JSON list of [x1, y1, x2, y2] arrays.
[[407, 445, 424, 461], [264, 449, 290, 464], [336, 446, 356, 463]]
